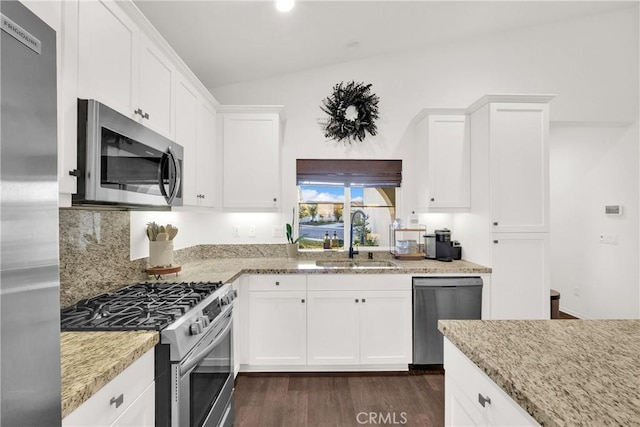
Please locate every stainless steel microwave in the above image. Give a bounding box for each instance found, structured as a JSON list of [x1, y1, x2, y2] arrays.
[[73, 99, 183, 208]]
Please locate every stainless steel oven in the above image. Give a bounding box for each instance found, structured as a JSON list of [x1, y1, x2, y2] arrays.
[[73, 98, 183, 208], [175, 308, 234, 427], [60, 281, 237, 427]]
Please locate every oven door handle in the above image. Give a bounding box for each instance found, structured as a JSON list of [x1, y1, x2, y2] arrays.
[[180, 314, 232, 375]]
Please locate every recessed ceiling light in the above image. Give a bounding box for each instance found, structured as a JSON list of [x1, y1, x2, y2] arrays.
[[276, 0, 295, 13]]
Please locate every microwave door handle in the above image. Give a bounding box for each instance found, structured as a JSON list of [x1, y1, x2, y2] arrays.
[[180, 314, 232, 375], [158, 153, 170, 201], [167, 147, 181, 204]]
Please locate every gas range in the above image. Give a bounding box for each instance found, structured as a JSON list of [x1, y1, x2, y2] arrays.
[[60, 280, 238, 427], [60, 281, 230, 332]]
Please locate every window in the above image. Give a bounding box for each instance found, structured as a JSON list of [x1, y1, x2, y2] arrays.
[[296, 160, 401, 250]]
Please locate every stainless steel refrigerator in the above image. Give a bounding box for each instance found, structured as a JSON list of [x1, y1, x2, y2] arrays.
[[1, 1, 62, 424]]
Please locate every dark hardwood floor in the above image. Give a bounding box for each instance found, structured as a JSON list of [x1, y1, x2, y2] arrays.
[[233, 372, 444, 427]]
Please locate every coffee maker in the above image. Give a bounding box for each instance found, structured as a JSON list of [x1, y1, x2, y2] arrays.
[[435, 229, 452, 261]]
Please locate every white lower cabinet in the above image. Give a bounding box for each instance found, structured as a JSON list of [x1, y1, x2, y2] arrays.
[[247, 275, 307, 366], [242, 274, 412, 370], [63, 349, 154, 427], [306, 275, 412, 367], [444, 338, 539, 427], [307, 289, 411, 366], [490, 233, 549, 320], [307, 290, 360, 365]]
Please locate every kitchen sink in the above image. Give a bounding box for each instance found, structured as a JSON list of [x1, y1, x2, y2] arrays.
[[314, 260, 399, 269], [352, 260, 398, 268]]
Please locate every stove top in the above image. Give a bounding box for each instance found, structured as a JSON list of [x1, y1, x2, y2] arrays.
[[60, 281, 225, 331]]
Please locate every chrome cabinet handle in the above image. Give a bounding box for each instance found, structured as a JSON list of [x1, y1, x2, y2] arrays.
[[134, 108, 149, 120], [110, 393, 124, 409], [478, 393, 491, 408]]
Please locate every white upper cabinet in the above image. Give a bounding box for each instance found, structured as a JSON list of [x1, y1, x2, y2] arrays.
[[413, 109, 470, 212], [137, 34, 174, 138], [426, 113, 471, 209], [488, 103, 549, 232], [78, 0, 138, 120], [195, 101, 217, 207], [78, 0, 175, 139], [220, 108, 284, 210], [176, 78, 217, 208], [175, 78, 199, 206]]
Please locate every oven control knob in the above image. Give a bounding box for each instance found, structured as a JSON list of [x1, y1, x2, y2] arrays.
[[189, 321, 203, 336], [199, 316, 210, 328]]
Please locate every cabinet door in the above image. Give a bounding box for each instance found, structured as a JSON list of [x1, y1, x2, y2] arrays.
[[138, 35, 174, 138], [78, 0, 138, 118], [307, 290, 359, 365], [222, 114, 280, 209], [427, 115, 470, 209], [490, 233, 549, 320], [175, 78, 199, 206], [248, 291, 306, 365], [489, 103, 549, 232], [359, 290, 412, 364], [196, 101, 217, 207], [59, 0, 79, 197], [110, 382, 154, 427]]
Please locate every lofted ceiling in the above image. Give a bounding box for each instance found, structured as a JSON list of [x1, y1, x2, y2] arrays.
[[134, 1, 637, 90]]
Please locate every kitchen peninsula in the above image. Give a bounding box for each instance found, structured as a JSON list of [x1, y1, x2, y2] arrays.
[[439, 319, 640, 426]]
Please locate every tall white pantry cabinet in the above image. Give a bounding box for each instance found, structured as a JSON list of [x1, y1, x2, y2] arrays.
[[454, 95, 554, 320]]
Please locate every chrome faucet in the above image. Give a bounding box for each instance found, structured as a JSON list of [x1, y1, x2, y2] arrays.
[[349, 209, 367, 259]]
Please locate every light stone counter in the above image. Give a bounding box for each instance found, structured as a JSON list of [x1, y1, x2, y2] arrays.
[[159, 257, 491, 284], [61, 331, 159, 418], [60, 256, 489, 419], [439, 319, 640, 427]]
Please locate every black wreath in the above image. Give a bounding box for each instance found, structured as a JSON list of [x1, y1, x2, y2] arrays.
[[319, 81, 379, 143]]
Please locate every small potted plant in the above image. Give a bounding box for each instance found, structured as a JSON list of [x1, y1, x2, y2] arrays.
[[285, 207, 303, 258]]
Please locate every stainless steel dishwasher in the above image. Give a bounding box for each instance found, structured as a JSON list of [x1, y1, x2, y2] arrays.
[[412, 277, 483, 366]]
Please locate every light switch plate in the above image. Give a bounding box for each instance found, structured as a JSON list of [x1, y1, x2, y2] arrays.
[[248, 225, 256, 238], [233, 226, 240, 238], [272, 225, 284, 238]]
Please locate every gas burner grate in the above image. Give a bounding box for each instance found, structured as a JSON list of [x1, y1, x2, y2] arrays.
[[60, 281, 225, 331]]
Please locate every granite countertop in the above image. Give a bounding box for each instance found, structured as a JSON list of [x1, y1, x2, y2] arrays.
[[167, 257, 491, 284], [61, 256, 489, 418], [61, 331, 159, 418], [439, 319, 640, 427]]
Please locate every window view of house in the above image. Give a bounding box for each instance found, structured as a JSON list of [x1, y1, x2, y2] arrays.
[[297, 185, 395, 250]]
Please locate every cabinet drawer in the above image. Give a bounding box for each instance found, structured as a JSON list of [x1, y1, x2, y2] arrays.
[[249, 274, 306, 291], [307, 274, 411, 291], [444, 339, 539, 426], [63, 349, 154, 427]]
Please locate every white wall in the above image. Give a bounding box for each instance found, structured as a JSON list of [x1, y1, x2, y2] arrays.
[[209, 6, 638, 230], [550, 123, 639, 319], [128, 5, 640, 322]]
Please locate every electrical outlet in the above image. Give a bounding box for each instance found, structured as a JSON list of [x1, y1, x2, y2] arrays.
[[599, 234, 619, 245], [233, 226, 240, 238], [248, 225, 256, 238], [273, 225, 284, 238], [574, 286, 580, 297]]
